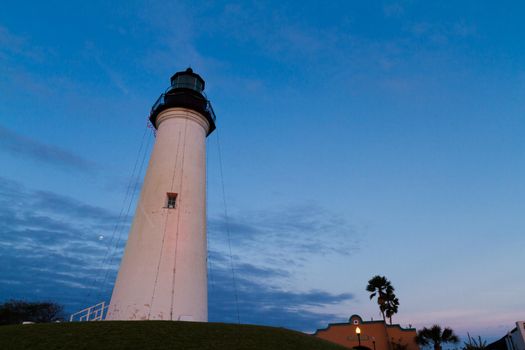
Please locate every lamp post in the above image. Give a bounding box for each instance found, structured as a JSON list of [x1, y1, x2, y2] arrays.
[[356, 326, 362, 347]]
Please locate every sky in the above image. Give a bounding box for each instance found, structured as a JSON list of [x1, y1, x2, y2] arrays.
[[0, 0, 524, 342]]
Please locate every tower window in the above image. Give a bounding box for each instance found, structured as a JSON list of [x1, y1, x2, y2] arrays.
[[166, 193, 178, 209]]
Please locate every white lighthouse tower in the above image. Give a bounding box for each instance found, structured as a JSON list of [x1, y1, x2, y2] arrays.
[[107, 68, 216, 321]]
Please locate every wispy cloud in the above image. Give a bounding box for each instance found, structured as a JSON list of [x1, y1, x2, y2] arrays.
[[408, 20, 477, 44], [0, 125, 96, 172], [83, 41, 129, 95], [383, 3, 405, 18], [209, 205, 359, 259], [139, 1, 223, 76], [0, 176, 356, 329], [0, 25, 50, 61], [209, 255, 353, 331], [0, 25, 25, 55], [207, 205, 359, 330], [0, 177, 125, 312], [214, 3, 336, 61]]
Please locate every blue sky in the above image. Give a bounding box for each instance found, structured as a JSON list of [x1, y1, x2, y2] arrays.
[[1, 0, 524, 341]]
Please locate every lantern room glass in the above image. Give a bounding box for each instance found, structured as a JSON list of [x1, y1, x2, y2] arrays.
[[170, 74, 204, 92]]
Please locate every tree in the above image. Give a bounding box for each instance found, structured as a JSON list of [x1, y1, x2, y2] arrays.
[[463, 333, 487, 350], [415, 325, 460, 350], [382, 290, 399, 325], [366, 275, 394, 321], [0, 300, 64, 325]]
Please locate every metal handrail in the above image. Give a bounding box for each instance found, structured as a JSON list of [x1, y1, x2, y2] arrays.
[[152, 94, 165, 112], [69, 301, 108, 322], [206, 101, 217, 121]]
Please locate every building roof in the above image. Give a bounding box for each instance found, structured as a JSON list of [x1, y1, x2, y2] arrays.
[[313, 314, 416, 336], [486, 336, 508, 350]]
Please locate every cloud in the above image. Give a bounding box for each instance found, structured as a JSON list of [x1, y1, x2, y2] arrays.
[[138, 1, 223, 76], [452, 21, 477, 38], [383, 3, 405, 18], [0, 26, 24, 52], [209, 205, 359, 259], [33, 190, 119, 223], [83, 42, 129, 95], [207, 206, 359, 330], [0, 177, 355, 330], [0, 125, 96, 172], [0, 25, 48, 61], [209, 257, 353, 331], [214, 3, 335, 61], [408, 20, 477, 44], [0, 177, 125, 312]]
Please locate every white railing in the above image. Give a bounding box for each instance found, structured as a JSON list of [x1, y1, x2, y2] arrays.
[[69, 301, 108, 322]]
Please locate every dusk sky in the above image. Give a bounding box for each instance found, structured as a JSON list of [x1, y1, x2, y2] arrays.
[[1, 0, 524, 341]]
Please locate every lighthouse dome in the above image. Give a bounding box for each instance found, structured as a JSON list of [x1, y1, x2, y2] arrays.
[[169, 67, 205, 93]]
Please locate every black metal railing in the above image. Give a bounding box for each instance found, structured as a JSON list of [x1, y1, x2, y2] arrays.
[[150, 93, 216, 122]]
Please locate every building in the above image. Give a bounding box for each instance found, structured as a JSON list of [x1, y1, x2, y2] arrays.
[[314, 314, 419, 350], [487, 322, 525, 350], [106, 68, 216, 322]]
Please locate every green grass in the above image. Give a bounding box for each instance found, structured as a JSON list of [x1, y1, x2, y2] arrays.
[[0, 321, 347, 350]]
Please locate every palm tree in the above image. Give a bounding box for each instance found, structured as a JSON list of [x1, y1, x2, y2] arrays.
[[381, 290, 399, 325], [415, 325, 460, 350], [463, 333, 487, 350], [366, 275, 394, 320]]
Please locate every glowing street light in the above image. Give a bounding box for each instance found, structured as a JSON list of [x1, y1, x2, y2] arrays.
[[356, 326, 362, 346]]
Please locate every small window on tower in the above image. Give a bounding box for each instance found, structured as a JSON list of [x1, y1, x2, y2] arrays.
[[166, 193, 178, 209]]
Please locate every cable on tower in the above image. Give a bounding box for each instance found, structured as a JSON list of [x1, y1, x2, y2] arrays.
[[170, 119, 189, 318], [148, 119, 186, 319], [84, 123, 153, 305], [101, 129, 153, 294], [206, 137, 216, 292], [216, 129, 241, 324]]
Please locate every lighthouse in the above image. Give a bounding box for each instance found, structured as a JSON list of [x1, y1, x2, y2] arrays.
[[107, 68, 216, 321]]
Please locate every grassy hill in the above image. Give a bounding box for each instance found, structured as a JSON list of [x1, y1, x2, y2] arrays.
[[0, 321, 347, 350]]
